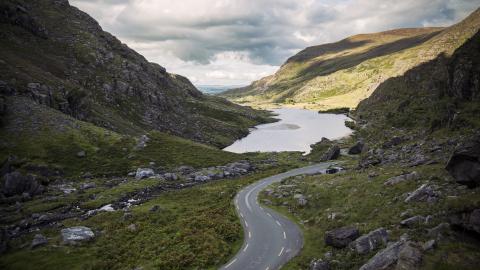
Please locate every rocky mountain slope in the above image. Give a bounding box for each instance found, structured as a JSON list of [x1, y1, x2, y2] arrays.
[[259, 18, 480, 270], [0, 0, 272, 148], [221, 9, 480, 110]]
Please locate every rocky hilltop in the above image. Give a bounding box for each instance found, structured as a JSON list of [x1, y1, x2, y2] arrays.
[[0, 0, 271, 147], [221, 9, 480, 110]]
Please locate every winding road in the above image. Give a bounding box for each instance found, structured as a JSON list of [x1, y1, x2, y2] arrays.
[[221, 162, 335, 270]]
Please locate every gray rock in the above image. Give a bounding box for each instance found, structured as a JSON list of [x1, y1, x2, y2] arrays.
[[445, 135, 480, 188], [400, 215, 426, 227], [404, 184, 439, 203], [321, 145, 341, 161], [310, 259, 330, 270], [359, 240, 406, 270], [80, 182, 96, 190], [395, 242, 422, 270], [422, 239, 436, 251], [348, 141, 365, 155], [194, 175, 210, 182], [350, 228, 388, 255], [31, 234, 48, 249], [135, 135, 150, 149], [149, 205, 160, 212], [135, 168, 154, 179], [294, 194, 308, 206], [76, 150, 86, 158], [1, 171, 44, 197], [384, 172, 419, 186], [325, 226, 360, 248], [163, 173, 178, 181], [127, 224, 137, 232], [427, 222, 450, 238], [450, 208, 480, 235], [61, 226, 95, 245]]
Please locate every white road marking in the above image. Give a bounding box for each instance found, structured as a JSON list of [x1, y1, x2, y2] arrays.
[[225, 258, 237, 268], [265, 267, 270, 270], [266, 213, 272, 217], [276, 220, 281, 226], [283, 231, 286, 239], [245, 188, 254, 212], [278, 247, 284, 256], [240, 213, 244, 218], [243, 244, 249, 252], [245, 221, 249, 227], [248, 231, 251, 238]]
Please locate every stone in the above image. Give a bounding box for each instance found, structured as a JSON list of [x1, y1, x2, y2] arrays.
[[404, 184, 439, 203], [348, 141, 365, 155], [1, 171, 44, 197], [122, 212, 133, 221], [450, 208, 480, 235], [400, 215, 426, 227], [61, 226, 95, 245], [427, 222, 450, 238], [80, 182, 96, 190], [294, 194, 308, 206], [321, 145, 341, 161], [383, 136, 403, 149], [135, 168, 154, 179], [310, 259, 330, 270], [395, 242, 422, 270], [445, 135, 480, 188], [127, 224, 137, 232], [76, 150, 86, 158], [194, 175, 210, 182], [135, 135, 150, 149], [359, 240, 406, 270], [149, 205, 160, 212], [384, 172, 419, 186], [325, 226, 360, 248], [163, 173, 178, 181], [350, 228, 388, 255], [422, 239, 436, 251], [31, 234, 48, 249]]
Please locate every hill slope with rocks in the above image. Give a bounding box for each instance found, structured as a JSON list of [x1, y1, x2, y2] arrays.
[[221, 9, 480, 110], [0, 0, 272, 148]]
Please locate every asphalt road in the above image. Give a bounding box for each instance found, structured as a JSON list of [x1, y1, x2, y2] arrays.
[[221, 162, 335, 270]]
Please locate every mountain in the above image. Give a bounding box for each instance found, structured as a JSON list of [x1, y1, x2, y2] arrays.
[[0, 0, 272, 149], [221, 9, 480, 110]]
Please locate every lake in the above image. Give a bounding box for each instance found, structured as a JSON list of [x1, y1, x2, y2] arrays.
[[223, 108, 352, 154]]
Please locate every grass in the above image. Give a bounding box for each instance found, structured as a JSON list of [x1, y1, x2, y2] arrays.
[[259, 158, 480, 270], [0, 167, 291, 270]]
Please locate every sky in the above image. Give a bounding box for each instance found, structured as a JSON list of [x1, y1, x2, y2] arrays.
[[70, 0, 479, 86]]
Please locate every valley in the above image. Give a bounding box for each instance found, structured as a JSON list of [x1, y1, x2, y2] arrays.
[[1, 1, 480, 270]]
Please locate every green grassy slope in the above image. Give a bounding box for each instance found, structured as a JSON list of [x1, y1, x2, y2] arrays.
[[221, 8, 480, 110]]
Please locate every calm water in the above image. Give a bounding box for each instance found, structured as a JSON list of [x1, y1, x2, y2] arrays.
[[223, 108, 352, 153]]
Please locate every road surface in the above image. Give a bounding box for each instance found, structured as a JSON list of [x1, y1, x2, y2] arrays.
[[221, 162, 335, 270]]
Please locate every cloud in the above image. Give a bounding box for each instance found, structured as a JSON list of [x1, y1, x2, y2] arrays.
[[70, 0, 478, 84]]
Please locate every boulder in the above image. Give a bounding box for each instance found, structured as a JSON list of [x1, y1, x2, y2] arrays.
[[395, 242, 422, 270], [400, 215, 426, 227], [427, 222, 450, 238], [450, 208, 480, 235], [359, 240, 406, 270], [163, 173, 178, 181], [194, 175, 210, 182], [80, 182, 96, 190], [310, 259, 330, 270], [422, 239, 436, 251], [135, 135, 150, 149], [31, 234, 48, 249], [127, 224, 137, 232], [384, 172, 419, 186], [321, 145, 341, 161], [350, 228, 388, 255], [1, 171, 44, 197], [325, 226, 360, 248], [445, 135, 480, 188], [348, 141, 365, 155], [382, 136, 403, 149], [61, 226, 95, 245], [294, 194, 308, 206], [404, 184, 439, 203], [135, 168, 154, 179], [76, 150, 86, 158], [149, 205, 160, 212]]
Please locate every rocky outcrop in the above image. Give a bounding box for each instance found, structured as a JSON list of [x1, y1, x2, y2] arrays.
[[1, 171, 44, 197], [321, 145, 341, 161], [348, 141, 365, 155], [384, 171, 419, 186], [450, 208, 480, 236], [61, 226, 95, 245], [404, 184, 440, 203], [310, 259, 330, 270], [30, 234, 48, 249], [135, 168, 154, 180], [325, 226, 360, 248], [350, 228, 388, 255], [359, 240, 406, 270], [446, 135, 480, 188]]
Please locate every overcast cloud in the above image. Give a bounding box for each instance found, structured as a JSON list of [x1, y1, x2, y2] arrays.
[[70, 0, 479, 85]]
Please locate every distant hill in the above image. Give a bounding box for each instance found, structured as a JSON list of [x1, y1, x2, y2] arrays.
[[196, 85, 246, 95], [220, 8, 480, 110]]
